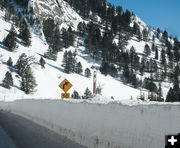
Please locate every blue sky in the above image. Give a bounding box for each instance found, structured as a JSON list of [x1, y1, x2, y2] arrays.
[[107, 0, 180, 40]]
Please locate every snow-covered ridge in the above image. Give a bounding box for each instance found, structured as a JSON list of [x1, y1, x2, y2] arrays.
[[32, 0, 83, 29]]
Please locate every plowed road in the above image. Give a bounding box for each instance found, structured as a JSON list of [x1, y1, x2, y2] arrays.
[[0, 111, 85, 148]]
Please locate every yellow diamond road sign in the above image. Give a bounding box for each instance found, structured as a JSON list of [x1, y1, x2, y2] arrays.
[[59, 79, 72, 92]]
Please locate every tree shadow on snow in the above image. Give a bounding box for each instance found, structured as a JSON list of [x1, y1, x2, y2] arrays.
[[1, 61, 16, 73], [13, 85, 22, 91], [36, 53, 44, 58], [47, 63, 64, 72], [0, 42, 8, 51]]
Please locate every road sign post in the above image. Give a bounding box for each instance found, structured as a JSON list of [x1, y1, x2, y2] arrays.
[[93, 71, 97, 94]]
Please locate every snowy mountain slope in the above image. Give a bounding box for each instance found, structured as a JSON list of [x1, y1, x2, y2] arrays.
[[0, 0, 175, 103], [0, 8, 144, 102]]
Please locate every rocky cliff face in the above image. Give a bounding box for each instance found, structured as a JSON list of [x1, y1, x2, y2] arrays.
[[32, 0, 83, 29]]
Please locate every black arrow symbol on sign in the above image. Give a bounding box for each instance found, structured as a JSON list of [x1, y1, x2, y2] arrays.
[[63, 82, 69, 90]]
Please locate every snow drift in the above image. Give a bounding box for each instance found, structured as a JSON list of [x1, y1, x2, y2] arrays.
[[0, 99, 180, 148]]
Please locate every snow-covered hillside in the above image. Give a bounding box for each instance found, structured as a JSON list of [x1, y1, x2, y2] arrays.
[[0, 0, 174, 103], [0, 8, 143, 102]]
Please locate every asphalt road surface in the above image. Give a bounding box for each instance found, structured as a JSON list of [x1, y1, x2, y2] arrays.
[[0, 111, 86, 148]]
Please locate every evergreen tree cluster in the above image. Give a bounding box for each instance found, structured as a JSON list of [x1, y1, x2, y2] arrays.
[[2, 71, 13, 89], [71, 90, 81, 99], [19, 19, 31, 47], [65, 0, 132, 32], [62, 50, 77, 73], [15, 53, 36, 94], [84, 68, 91, 78], [3, 25, 17, 51], [100, 59, 118, 77], [121, 64, 141, 88], [3, 19, 31, 51], [166, 64, 180, 102], [61, 27, 75, 48], [0, 0, 7, 11], [43, 18, 62, 53], [71, 88, 93, 99], [7, 57, 13, 67]]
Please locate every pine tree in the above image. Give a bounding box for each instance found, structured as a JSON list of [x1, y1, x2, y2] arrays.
[[84, 68, 91, 78], [166, 87, 176, 102], [19, 21, 31, 46], [71, 90, 81, 99], [61, 27, 74, 48], [173, 38, 180, 62], [3, 25, 17, 51], [132, 22, 139, 35], [21, 66, 36, 94], [157, 83, 163, 101], [7, 57, 13, 66], [62, 51, 69, 73], [161, 49, 166, 66], [173, 64, 180, 91], [131, 74, 138, 88], [155, 47, 158, 60], [142, 28, 148, 41], [144, 44, 151, 57], [152, 35, 155, 42], [118, 30, 129, 51], [151, 43, 156, 52], [44, 47, 57, 61], [39, 57, 46, 68], [157, 28, 161, 34], [68, 51, 76, 73], [43, 18, 62, 52], [165, 65, 180, 102], [137, 29, 142, 42], [15, 53, 35, 76], [62, 51, 76, 73], [15, 54, 36, 94], [140, 56, 146, 75], [2, 71, 13, 89], [51, 26, 62, 52], [4, 9, 11, 21], [168, 52, 174, 69], [122, 64, 130, 83], [61, 28, 69, 48], [75, 62, 83, 74], [96, 84, 103, 95], [77, 22, 86, 36], [109, 64, 118, 78], [162, 30, 168, 40], [67, 27, 74, 46], [82, 87, 93, 99], [100, 59, 109, 76]]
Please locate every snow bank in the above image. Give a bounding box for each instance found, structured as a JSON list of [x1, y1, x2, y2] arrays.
[[1, 99, 180, 148]]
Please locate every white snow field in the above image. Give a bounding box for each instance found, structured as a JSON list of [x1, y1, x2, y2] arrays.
[[0, 99, 180, 148]]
